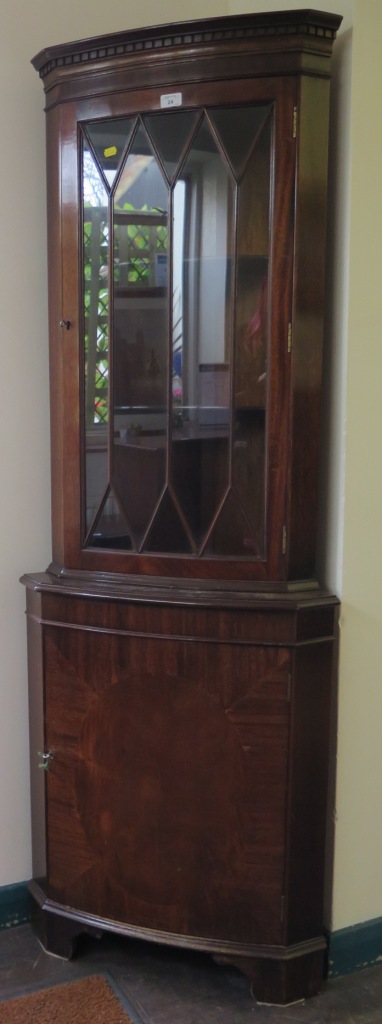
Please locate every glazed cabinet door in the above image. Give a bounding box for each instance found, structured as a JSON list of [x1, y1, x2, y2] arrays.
[[50, 77, 297, 581], [42, 622, 291, 946], [81, 104, 274, 562]]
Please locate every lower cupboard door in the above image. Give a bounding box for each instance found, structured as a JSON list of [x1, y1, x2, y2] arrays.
[[43, 624, 290, 946]]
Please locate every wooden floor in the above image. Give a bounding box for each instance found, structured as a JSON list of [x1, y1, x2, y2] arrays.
[[0, 924, 381, 1023]]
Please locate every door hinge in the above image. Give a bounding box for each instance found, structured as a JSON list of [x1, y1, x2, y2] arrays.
[[293, 106, 298, 139], [287, 322, 292, 353], [282, 525, 287, 556]]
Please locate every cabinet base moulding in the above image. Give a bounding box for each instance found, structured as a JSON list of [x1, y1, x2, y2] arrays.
[[29, 880, 327, 1005]]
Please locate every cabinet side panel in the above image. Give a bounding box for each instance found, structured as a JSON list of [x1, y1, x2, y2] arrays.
[[25, 591, 47, 879], [288, 75, 331, 579], [285, 638, 336, 943]]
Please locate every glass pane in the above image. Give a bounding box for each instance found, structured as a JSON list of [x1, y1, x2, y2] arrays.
[[232, 406, 266, 554], [236, 115, 271, 258], [170, 116, 234, 548], [208, 105, 271, 179], [113, 438, 166, 549], [88, 488, 133, 550], [145, 490, 193, 554], [143, 110, 199, 182], [85, 435, 108, 535], [233, 115, 272, 553], [204, 489, 260, 557], [85, 118, 136, 187], [114, 123, 169, 288], [112, 122, 169, 546], [82, 141, 110, 532]]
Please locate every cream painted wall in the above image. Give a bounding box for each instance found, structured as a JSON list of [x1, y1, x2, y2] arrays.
[[1, 0, 380, 939]]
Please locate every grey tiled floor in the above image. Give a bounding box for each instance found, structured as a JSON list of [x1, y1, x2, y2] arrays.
[[0, 924, 381, 1023]]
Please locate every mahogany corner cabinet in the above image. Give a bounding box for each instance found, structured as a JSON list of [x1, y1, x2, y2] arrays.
[[22, 9, 341, 1006]]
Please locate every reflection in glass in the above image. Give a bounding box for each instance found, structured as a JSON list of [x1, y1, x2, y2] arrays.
[[145, 490, 193, 554], [204, 490, 257, 557], [170, 116, 234, 547], [236, 114, 271, 260], [82, 141, 110, 531], [88, 487, 133, 549], [233, 114, 272, 551], [143, 111, 199, 183], [209, 105, 270, 178], [85, 118, 135, 187], [111, 122, 169, 546]]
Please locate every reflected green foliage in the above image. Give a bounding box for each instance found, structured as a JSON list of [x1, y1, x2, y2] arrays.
[[83, 209, 109, 424], [114, 203, 168, 288]]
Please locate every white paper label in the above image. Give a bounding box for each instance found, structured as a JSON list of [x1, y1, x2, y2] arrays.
[[160, 92, 182, 109]]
